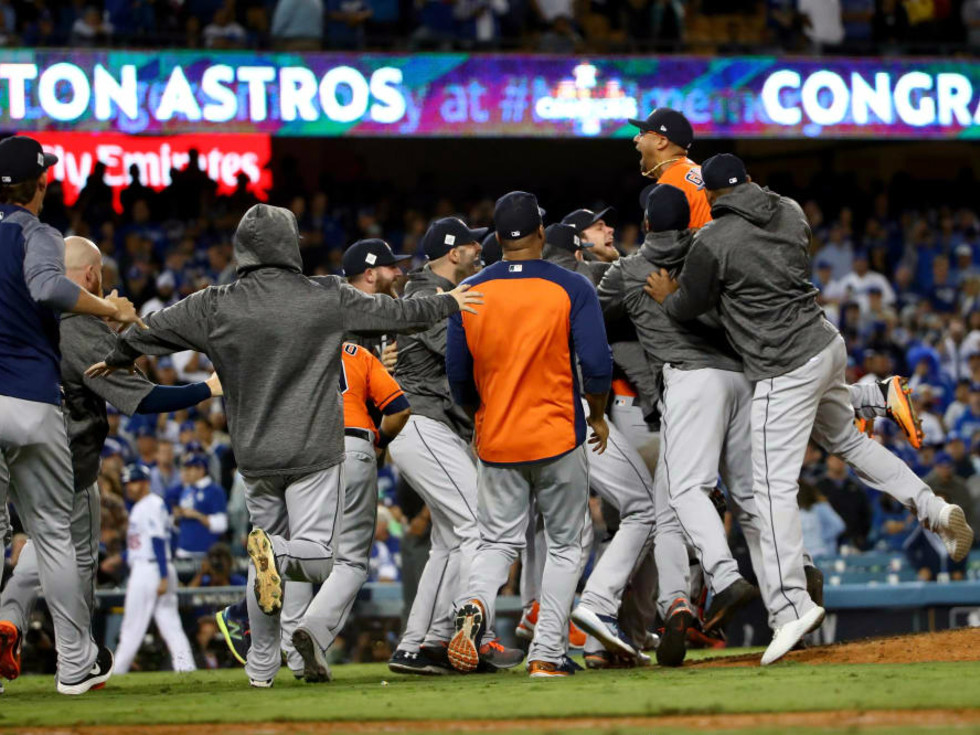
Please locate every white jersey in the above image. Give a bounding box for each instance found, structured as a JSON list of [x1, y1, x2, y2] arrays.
[[127, 494, 171, 565]]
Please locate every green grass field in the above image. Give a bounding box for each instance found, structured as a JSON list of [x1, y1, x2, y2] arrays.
[[1, 649, 979, 734]]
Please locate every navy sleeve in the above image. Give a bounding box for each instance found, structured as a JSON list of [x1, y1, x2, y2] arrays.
[[135, 382, 211, 414], [568, 275, 613, 395], [151, 537, 168, 579], [445, 311, 479, 408], [382, 394, 410, 415]]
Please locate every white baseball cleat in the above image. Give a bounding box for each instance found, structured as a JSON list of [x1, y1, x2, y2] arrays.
[[935, 504, 974, 563], [761, 607, 825, 666]]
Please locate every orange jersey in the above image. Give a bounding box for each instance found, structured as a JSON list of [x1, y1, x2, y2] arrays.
[[446, 260, 612, 465], [658, 158, 712, 229], [340, 342, 408, 437]]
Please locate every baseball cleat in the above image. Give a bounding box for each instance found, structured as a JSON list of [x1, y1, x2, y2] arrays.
[[0, 620, 23, 680], [388, 648, 453, 676], [570, 605, 638, 658], [478, 639, 524, 670], [215, 604, 250, 666], [584, 649, 650, 669], [528, 656, 578, 678], [448, 601, 485, 673], [247, 528, 283, 616], [761, 606, 825, 666], [291, 627, 332, 683], [935, 504, 974, 562], [656, 598, 693, 668], [567, 619, 588, 649], [703, 578, 757, 632], [249, 678, 274, 688], [515, 600, 538, 642], [57, 646, 113, 696], [882, 376, 923, 449], [805, 564, 825, 608]]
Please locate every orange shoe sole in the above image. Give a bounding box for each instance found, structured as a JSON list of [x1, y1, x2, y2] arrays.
[[886, 376, 923, 449], [448, 602, 483, 673], [0, 620, 22, 681]]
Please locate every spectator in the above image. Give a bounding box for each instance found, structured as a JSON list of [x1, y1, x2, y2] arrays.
[[944, 379, 971, 430], [954, 383, 980, 445], [825, 250, 895, 314], [202, 6, 247, 47], [70, 5, 113, 46], [151, 439, 180, 498], [172, 454, 229, 561], [940, 317, 980, 383], [904, 522, 968, 581], [370, 506, 400, 582], [194, 415, 232, 488], [816, 455, 872, 549], [326, 0, 373, 48], [798, 480, 846, 558], [874, 0, 910, 46], [271, 0, 324, 49], [869, 491, 915, 551], [929, 255, 958, 314], [924, 453, 980, 535], [134, 425, 158, 467], [798, 0, 844, 52], [454, 0, 508, 48], [537, 14, 581, 52], [817, 223, 854, 281], [944, 433, 976, 479]]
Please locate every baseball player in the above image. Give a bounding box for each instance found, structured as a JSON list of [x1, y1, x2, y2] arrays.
[[0, 137, 144, 695], [218, 339, 412, 676], [599, 184, 764, 667], [113, 464, 196, 674], [388, 217, 523, 674], [645, 154, 974, 664], [0, 236, 221, 687], [538, 222, 658, 664], [446, 192, 613, 678], [87, 204, 481, 687], [561, 207, 620, 263]]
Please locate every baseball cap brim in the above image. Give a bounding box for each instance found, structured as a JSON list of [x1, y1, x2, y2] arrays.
[[628, 118, 653, 131], [42, 152, 58, 169], [466, 226, 489, 244]]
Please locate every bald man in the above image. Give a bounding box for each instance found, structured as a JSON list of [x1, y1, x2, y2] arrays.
[[0, 237, 222, 688]]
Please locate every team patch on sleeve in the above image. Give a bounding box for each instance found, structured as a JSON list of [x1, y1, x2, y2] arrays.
[[685, 168, 704, 190]]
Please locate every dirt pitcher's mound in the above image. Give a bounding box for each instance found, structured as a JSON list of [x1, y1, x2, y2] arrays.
[[696, 627, 980, 668]]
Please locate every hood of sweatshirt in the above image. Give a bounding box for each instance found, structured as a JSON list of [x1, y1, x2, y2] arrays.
[[234, 204, 303, 275], [710, 182, 781, 227], [638, 229, 694, 274]]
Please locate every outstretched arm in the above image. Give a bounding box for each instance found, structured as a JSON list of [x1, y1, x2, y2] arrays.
[[340, 281, 482, 335]]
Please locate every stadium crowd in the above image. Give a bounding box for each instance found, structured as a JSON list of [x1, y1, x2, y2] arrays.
[[0, 0, 972, 54], [2, 143, 980, 672]]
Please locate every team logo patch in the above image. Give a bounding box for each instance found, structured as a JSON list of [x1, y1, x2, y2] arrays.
[[685, 167, 704, 190], [365, 253, 377, 265], [37, 152, 44, 167], [509, 264, 523, 272], [445, 234, 456, 245]]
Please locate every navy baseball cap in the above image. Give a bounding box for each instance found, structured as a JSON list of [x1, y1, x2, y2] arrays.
[[701, 154, 748, 191], [423, 218, 488, 260], [0, 136, 58, 185], [343, 238, 412, 277], [134, 425, 156, 439], [481, 232, 502, 266], [545, 223, 589, 253], [562, 207, 615, 233], [122, 463, 151, 484], [494, 192, 543, 240], [628, 109, 694, 150], [639, 183, 657, 211], [181, 453, 209, 470], [644, 184, 690, 233], [101, 438, 124, 458]]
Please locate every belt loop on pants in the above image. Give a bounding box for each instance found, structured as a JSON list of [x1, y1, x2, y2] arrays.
[[344, 428, 373, 443]]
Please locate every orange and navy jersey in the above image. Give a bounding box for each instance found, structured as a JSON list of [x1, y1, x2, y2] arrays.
[[659, 158, 712, 229], [340, 342, 409, 438], [446, 260, 612, 465]]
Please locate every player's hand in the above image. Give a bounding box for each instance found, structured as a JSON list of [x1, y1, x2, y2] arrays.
[[587, 415, 609, 455], [381, 341, 398, 371], [157, 578, 168, 596], [85, 361, 134, 378], [105, 290, 148, 330], [206, 371, 223, 397], [643, 269, 679, 304], [446, 284, 484, 315]]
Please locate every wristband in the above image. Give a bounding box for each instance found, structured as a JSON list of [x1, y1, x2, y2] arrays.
[[376, 429, 394, 450]]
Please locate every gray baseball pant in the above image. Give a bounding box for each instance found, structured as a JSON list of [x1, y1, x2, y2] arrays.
[[659, 366, 764, 601], [0, 482, 100, 632], [389, 415, 482, 650], [243, 464, 344, 682], [0, 395, 98, 683], [753, 336, 948, 628], [460, 446, 588, 665], [577, 416, 656, 619], [280, 436, 378, 672]]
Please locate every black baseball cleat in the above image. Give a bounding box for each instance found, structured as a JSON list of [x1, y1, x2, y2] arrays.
[[292, 627, 332, 683], [57, 646, 113, 695], [216, 602, 250, 666], [805, 565, 825, 608], [388, 647, 454, 676], [702, 578, 758, 633], [656, 598, 693, 668]]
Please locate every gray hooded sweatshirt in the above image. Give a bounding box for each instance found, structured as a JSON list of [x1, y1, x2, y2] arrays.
[[599, 230, 742, 375], [662, 183, 838, 382], [104, 204, 460, 478], [393, 265, 475, 441], [542, 244, 609, 287]]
